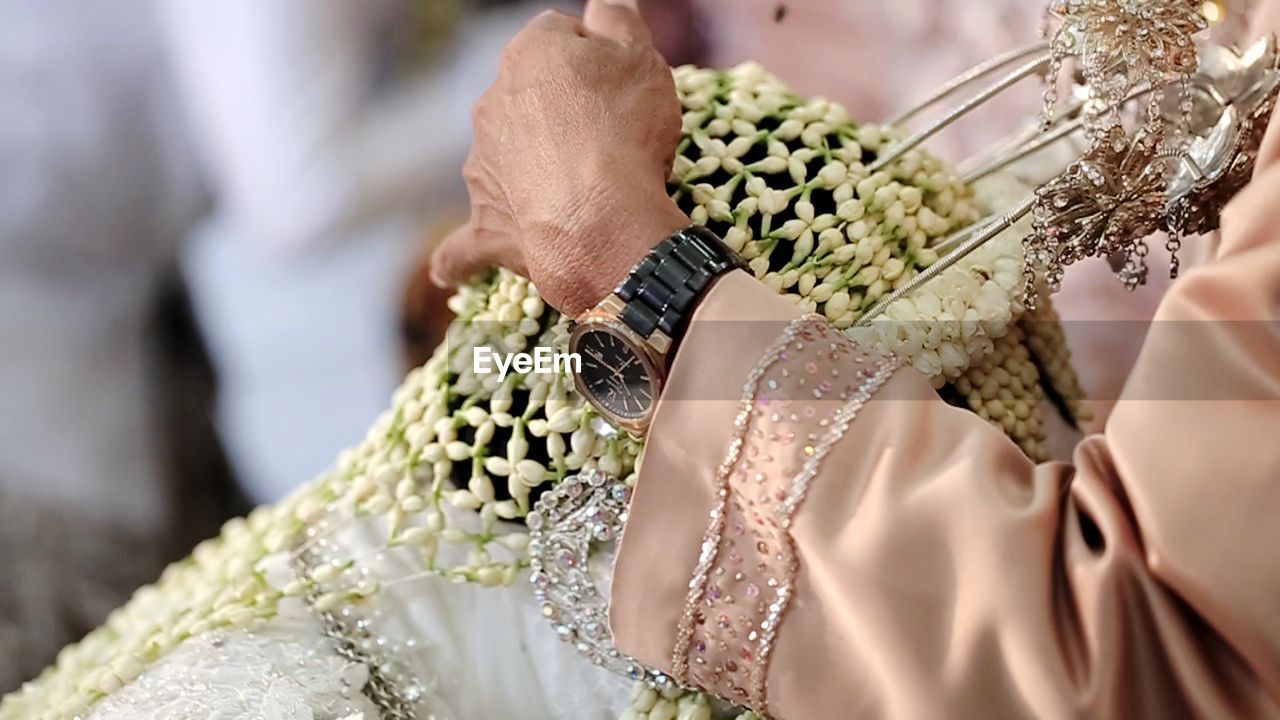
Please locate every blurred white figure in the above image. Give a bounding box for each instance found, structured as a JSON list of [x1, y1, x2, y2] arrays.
[[0, 0, 542, 689], [158, 0, 542, 503], [0, 0, 205, 690]]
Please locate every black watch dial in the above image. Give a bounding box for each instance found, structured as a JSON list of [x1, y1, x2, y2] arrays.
[[574, 327, 657, 421]]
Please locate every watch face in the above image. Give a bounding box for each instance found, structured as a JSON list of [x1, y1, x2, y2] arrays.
[[574, 327, 658, 421]]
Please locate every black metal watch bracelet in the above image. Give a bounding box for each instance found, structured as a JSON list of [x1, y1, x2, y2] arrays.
[[612, 226, 745, 341]]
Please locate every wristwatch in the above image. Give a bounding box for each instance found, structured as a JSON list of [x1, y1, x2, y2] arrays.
[[568, 226, 745, 435]]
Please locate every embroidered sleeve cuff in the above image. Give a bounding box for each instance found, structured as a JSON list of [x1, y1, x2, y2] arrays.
[[610, 271, 900, 713], [609, 271, 803, 675]]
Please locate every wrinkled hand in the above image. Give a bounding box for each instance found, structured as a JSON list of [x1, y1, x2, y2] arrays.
[[430, 0, 689, 317]]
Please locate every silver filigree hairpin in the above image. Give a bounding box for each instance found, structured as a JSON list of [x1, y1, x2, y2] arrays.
[[857, 0, 1278, 319], [527, 469, 673, 688]]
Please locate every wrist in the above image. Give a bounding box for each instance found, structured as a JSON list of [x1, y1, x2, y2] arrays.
[[594, 196, 691, 299], [551, 188, 690, 317]]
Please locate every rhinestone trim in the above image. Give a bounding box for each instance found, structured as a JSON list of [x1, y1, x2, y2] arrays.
[[527, 469, 675, 689], [670, 316, 898, 713], [669, 315, 822, 686]]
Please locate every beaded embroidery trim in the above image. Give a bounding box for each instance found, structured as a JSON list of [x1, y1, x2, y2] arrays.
[[526, 469, 676, 689], [753, 353, 897, 702], [668, 316, 820, 686], [670, 316, 898, 714], [293, 549, 423, 719]]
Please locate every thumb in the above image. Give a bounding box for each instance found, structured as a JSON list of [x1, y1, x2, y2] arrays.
[[429, 222, 493, 288], [583, 0, 652, 48]]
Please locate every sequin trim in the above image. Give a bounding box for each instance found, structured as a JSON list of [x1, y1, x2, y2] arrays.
[[670, 317, 898, 714]]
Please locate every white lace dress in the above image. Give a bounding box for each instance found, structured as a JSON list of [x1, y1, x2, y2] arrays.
[[86, 512, 632, 720]]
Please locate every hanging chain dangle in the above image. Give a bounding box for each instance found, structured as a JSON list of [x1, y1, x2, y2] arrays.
[[1166, 202, 1186, 279]]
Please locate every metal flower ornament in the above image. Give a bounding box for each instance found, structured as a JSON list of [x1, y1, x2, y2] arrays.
[[1029, 127, 1168, 292], [1047, 0, 1207, 124]]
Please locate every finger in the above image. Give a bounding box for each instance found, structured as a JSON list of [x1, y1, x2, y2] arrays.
[[583, 0, 652, 47], [430, 222, 492, 288]]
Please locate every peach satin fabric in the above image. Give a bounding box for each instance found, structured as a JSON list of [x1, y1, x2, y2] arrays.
[[610, 117, 1280, 719]]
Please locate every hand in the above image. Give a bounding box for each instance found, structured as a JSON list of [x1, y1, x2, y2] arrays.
[[430, 0, 690, 317]]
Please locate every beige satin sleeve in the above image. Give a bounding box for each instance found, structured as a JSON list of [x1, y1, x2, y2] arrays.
[[610, 117, 1280, 718]]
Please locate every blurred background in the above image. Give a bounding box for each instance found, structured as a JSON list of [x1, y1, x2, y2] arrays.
[[0, 0, 1247, 694]]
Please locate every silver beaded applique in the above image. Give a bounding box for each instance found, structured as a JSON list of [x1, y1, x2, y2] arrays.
[[527, 469, 675, 689], [293, 549, 430, 720]]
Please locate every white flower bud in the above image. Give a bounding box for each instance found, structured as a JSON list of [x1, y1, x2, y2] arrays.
[[817, 227, 844, 253], [445, 441, 471, 461], [547, 407, 578, 434], [774, 118, 804, 140], [836, 199, 864, 222], [483, 453, 509, 476], [650, 698, 678, 720], [570, 429, 594, 456], [776, 219, 808, 240], [672, 154, 695, 178], [421, 443, 445, 464], [474, 420, 496, 446], [790, 233, 814, 264], [798, 272, 817, 296], [507, 435, 529, 463], [516, 459, 547, 487], [882, 257, 907, 282], [825, 291, 851, 319], [726, 136, 755, 158], [406, 425, 432, 451], [468, 475, 496, 504], [800, 123, 829, 149], [751, 156, 788, 175], [448, 489, 481, 511], [399, 527, 435, 547], [723, 226, 748, 252], [859, 125, 884, 148], [395, 478, 417, 501], [817, 161, 847, 188], [794, 200, 815, 223], [546, 432, 566, 462], [758, 188, 789, 215], [424, 509, 445, 532], [631, 687, 659, 712], [788, 157, 808, 184], [520, 296, 544, 319], [599, 452, 623, 477], [811, 281, 838, 302]]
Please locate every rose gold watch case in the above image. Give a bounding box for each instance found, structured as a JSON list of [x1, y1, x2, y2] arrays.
[[568, 299, 669, 436]]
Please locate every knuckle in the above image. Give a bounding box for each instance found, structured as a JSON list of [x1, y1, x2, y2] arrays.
[[470, 96, 490, 127], [461, 169, 482, 190], [461, 155, 485, 186]]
